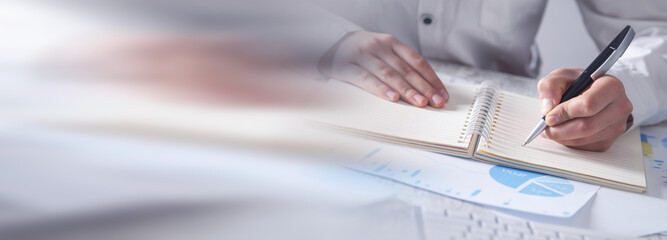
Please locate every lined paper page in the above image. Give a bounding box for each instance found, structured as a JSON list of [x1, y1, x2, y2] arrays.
[[307, 80, 478, 149], [477, 92, 645, 189]]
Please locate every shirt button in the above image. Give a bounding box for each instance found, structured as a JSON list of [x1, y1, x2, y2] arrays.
[[421, 14, 433, 25]]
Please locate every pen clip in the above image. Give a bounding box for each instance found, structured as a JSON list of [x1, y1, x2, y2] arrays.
[[590, 26, 635, 79]]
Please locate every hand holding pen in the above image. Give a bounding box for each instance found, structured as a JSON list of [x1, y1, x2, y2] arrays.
[[536, 68, 633, 151], [524, 26, 635, 151]]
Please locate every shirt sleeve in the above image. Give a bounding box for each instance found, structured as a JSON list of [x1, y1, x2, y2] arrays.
[[577, 0, 667, 127], [216, 0, 364, 77], [283, 1, 363, 75]]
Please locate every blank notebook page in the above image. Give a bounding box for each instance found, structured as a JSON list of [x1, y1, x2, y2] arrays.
[[309, 80, 478, 149], [476, 92, 645, 188]]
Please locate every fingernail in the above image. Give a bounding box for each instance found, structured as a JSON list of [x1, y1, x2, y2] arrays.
[[432, 94, 444, 106], [541, 98, 554, 115], [546, 115, 560, 125], [386, 91, 399, 101], [440, 89, 449, 102], [540, 132, 547, 138], [413, 94, 426, 105]]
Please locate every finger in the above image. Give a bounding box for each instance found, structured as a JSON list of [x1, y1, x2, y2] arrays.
[[338, 64, 400, 102], [546, 120, 626, 149], [391, 41, 448, 101], [544, 107, 627, 142], [376, 50, 445, 108], [544, 76, 621, 127], [355, 54, 428, 107], [544, 99, 625, 141], [537, 68, 582, 115]]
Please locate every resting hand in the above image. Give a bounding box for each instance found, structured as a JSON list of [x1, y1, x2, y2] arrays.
[[320, 31, 448, 108], [538, 68, 633, 151]]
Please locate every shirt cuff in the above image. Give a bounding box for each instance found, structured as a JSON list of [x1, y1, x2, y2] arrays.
[[608, 65, 664, 129]]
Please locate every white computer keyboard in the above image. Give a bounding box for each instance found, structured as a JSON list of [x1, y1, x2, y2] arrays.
[[418, 208, 638, 240]]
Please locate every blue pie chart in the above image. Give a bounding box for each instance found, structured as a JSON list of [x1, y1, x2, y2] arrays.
[[489, 166, 574, 197]]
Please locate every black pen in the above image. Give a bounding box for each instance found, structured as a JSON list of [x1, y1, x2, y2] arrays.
[[522, 25, 635, 146]]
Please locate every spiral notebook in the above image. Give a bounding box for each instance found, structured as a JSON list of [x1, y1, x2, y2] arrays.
[[308, 80, 646, 192]]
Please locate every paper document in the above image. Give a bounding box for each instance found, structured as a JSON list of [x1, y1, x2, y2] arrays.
[[327, 138, 600, 217], [640, 122, 667, 200]]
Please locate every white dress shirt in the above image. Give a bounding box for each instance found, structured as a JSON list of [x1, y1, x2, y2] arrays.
[[313, 0, 667, 127]]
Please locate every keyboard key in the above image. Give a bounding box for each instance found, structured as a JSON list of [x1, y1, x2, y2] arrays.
[[498, 217, 527, 227], [533, 230, 559, 239], [561, 236, 584, 240], [467, 236, 492, 240], [506, 224, 531, 233], [441, 219, 474, 229], [558, 231, 585, 240], [470, 227, 495, 236], [496, 231, 523, 239], [583, 236, 610, 240], [479, 220, 504, 230], [423, 227, 467, 240], [446, 210, 473, 220], [472, 212, 498, 223], [523, 236, 549, 240]]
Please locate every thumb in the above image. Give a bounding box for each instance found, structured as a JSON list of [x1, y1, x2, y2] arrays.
[[544, 101, 572, 126], [537, 69, 581, 115]]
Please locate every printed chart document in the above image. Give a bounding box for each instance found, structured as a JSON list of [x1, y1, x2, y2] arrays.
[[307, 80, 646, 192], [326, 137, 600, 217], [640, 122, 667, 200]]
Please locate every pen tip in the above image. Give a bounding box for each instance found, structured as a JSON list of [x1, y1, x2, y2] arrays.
[[521, 142, 526, 147]]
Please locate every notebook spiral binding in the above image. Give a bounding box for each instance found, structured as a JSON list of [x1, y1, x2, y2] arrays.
[[459, 81, 504, 147]]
